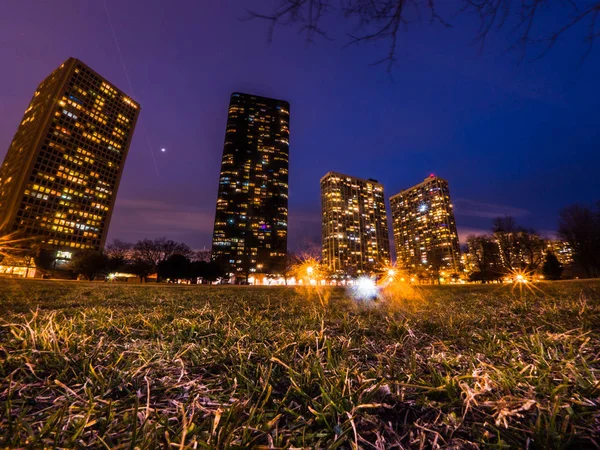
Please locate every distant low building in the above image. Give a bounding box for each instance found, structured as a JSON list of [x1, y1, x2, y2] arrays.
[[0, 254, 37, 278]]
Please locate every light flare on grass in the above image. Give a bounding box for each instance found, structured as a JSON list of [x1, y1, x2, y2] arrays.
[[507, 268, 546, 297], [291, 256, 331, 306], [348, 276, 380, 302], [377, 263, 423, 308]]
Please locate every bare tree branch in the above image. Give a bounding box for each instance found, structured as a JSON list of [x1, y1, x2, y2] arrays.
[[248, 0, 600, 70]]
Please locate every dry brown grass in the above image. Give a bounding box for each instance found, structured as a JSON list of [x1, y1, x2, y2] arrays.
[[0, 279, 599, 448]]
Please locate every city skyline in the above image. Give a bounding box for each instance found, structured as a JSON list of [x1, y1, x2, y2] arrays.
[[1, 1, 598, 252]]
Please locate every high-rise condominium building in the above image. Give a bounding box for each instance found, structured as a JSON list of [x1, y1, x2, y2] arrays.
[[390, 175, 461, 273], [0, 58, 139, 261], [211, 93, 289, 276], [321, 172, 390, 274]]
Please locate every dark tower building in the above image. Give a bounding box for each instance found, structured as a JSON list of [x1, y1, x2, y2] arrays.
[[0, 58, 139, 262], [320, 172, 391, 274], [390, 175, 461, 274], [211, 93, 289, 278]]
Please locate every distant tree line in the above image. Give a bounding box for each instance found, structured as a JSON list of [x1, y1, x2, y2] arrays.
[[467, 216, 546, 283], [42, 238, 224, 283], [466, 202, 600, 282]]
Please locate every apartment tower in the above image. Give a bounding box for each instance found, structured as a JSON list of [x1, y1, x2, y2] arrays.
[[390, 175, 461, 274], [211, 93, 290, 277], [320, 172, 390, 274], [0, 58, 140, 261]]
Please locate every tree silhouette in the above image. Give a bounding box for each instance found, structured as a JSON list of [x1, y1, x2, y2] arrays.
[[250, 1, 600, 70], [558, 203, 600, 278], [69, 250, 108, 281], [158, 254, 191, 282], [133, 238, 192, 282], [542, 252, 563, 281]]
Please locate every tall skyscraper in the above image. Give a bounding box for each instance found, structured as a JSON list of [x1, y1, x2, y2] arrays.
[[320, 172, 390, 274], [390, 175, 461, 274], [211, 93, 289, 277], [0, 58, 139, 261]]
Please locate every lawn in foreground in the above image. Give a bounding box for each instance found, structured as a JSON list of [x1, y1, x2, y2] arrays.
[[0, 280, 599, 449]]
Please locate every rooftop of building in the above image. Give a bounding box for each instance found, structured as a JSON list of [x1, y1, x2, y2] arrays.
[[320, 171, 382, 185], [61, 57, 141, 110], [390, 174, 449, 200], [230, 92, 289, 108]]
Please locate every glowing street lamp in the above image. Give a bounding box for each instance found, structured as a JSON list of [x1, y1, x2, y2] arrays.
[[515, 274, 528, 283]]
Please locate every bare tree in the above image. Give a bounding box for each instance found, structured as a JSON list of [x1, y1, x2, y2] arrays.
[[492, 216, 545, 273], [283, 252, 300, 285], [105, 239, 132, 273], [132, 238, 193, 282], [192, 248, 212, 263], [466, 234, 503, 282], [105, 239, 132, 260], [250, 1, 600, 69], [493, 216, 519, 270]]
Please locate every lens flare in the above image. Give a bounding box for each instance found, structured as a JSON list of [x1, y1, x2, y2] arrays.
[[375, 263, 423, 309], [291, 255, 331, 306], [349, 276, 379, 302], [0, 232, 31, 259]]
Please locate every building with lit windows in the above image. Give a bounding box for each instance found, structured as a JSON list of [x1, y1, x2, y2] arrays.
[[0, 58, 140, 263], [211, 93, 289, 278], [546, 239, 573, 266], [320, 172, 390, 274], [390, 175, 461, 275]]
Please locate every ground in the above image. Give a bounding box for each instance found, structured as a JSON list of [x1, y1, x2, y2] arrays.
[[0, 279, 599, 449]]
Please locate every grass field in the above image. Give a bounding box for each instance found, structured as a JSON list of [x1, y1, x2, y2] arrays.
[[1, 280, 599, 449]]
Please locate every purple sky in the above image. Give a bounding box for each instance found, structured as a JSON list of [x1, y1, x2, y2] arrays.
[[1, 1, 599, 252]]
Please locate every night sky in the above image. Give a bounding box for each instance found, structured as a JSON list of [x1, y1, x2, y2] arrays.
[[1, 1, 599, 252]]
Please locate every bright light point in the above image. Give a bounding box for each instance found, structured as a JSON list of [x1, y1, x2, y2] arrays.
[[307, 266, 314, 275], [388, 269, 395, 277], [419, 204, 428, 213], [349, 276, 379, 302], [161, 148, 166, 152]]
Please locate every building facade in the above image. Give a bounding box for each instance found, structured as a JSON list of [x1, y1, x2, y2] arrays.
[[320, 172, 390, 274], [0, 58, 139, 261], [390, 175, 461, 274], [546, 240, 573, 266], [211, 93, 289, 277]]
